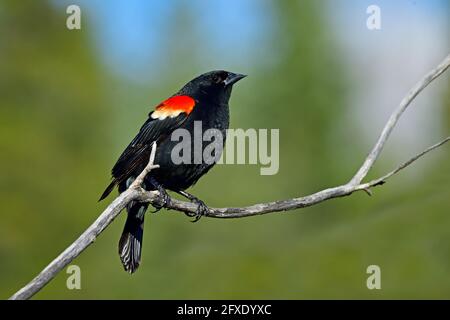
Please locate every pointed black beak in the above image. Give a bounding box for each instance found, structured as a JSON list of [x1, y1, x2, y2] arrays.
[[224, 73, 247, 86]]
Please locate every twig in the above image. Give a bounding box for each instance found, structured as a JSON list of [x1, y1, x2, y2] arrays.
[[356, 136, 450, 191], [9, 53, 450, 300], [128, 142, 159, 189]]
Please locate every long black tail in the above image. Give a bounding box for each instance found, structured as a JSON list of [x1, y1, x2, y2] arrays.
[[118, 201, 148, 273]]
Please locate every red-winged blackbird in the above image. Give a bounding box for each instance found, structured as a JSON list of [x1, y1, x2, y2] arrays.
[[100, 70, 246, 273]]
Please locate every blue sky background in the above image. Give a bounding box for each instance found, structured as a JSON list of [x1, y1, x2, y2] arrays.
[[53, 0, 449, 155], [54, 0, 276, 82], [53, 0, 448, 82]]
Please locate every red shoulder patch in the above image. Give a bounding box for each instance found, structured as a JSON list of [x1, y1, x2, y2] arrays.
[[151, 95, 196, 120]]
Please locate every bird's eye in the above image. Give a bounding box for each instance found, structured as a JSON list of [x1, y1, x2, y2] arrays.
[[213, 74, 222, 84], [213, 72, 228, 84]]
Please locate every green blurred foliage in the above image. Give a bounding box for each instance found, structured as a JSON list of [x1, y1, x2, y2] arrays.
[[0, 0, 449, 299]]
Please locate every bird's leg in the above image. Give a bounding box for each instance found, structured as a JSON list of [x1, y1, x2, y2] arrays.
[[175, 190, 209, 222], [148, 177, 171, 212]]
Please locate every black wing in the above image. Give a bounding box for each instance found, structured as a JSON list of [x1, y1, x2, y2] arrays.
[[99, 112, 188, 201]]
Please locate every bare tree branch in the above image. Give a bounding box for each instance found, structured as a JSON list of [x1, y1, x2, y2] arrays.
[[349, 54, 450, 185], [9, 144, 160, 301], [138, 137, 449, 218], [9, 54, 450, 300]]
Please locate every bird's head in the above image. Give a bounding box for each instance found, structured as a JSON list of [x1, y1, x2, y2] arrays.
[[179, 70, 246, 102]]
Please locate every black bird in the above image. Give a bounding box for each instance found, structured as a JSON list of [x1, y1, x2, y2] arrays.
[[100, 70, 246, 273]]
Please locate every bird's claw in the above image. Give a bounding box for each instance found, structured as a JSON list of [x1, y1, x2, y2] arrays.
[[151, 187, 172, 213], [184, 198, 209, 222]]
